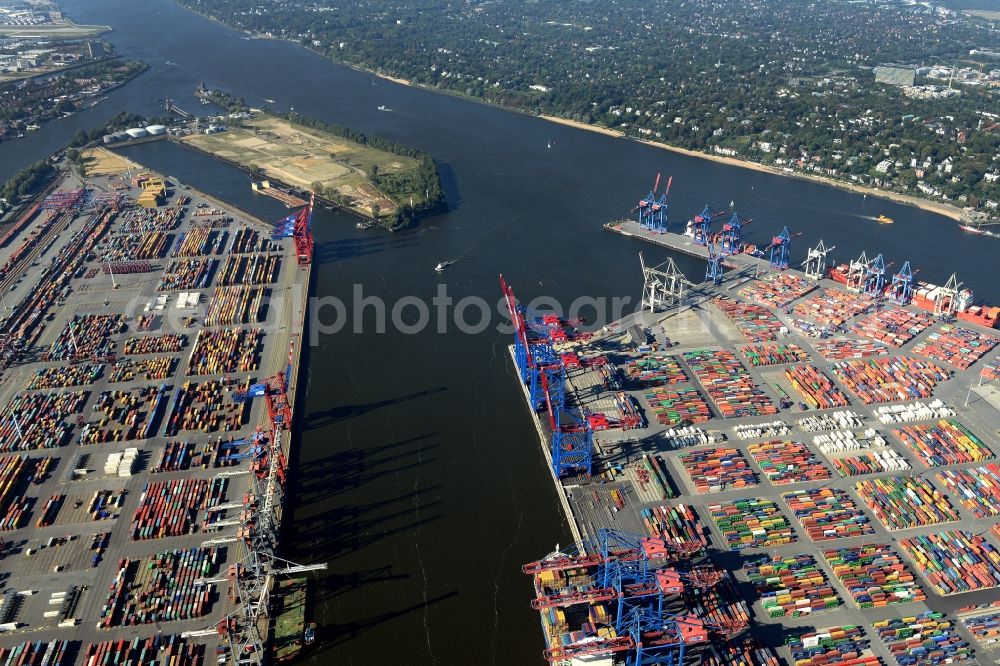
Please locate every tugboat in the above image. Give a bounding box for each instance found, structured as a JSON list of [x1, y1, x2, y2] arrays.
[[303, 623, 316, 645], [435, 260, 453, 272], [876, 214, 894, 225]]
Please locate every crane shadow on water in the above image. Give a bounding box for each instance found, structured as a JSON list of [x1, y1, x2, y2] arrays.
[[294, 495, 445, 560], [291, 435, 445, 559], [317, 234, 420, 262], [302, 387, 448, 431], [311, 590, 459, 652], [295, 435, 440, 501]]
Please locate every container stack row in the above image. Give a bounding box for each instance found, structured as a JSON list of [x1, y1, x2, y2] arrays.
[[709, 498, 796, 550], [107, 357, 176, 383], [958, 604, 1000, 648], [165, 380, 246, 436], [624, 353, 688, 386], [122, 333, 187, 356], [173, 227, 225, 257], [43, 313, 124, 362], [936, 465, 1000, 518], [217, 253, 281, 286], [785, 365, 851, 410], [873, 612, 974, 665], [682, 349, 777, 418], [117, 205, 182, 233], [702, 636, 780, 666], [0, 640, 70, 665], [791, 288, 871, 327], [130, 478, 228, 540], [744, 554, 841, 618], [639, 504, 710, 557], [738, 272, 814, 309], [830, 357, 949, 404], [205, 286, 265, 327], [82, 385, 169, 444], [157, 257, 217, 292], [873, 400, 955, 424], [830, 450, 911, 477], [785, 625, 879, 666], [27, 363, 103, 390], [813, 339, 889, 361], [747, 440, 831, 485], [851, 306, 933, 347], [153, 441, 198, 473], [712, 296, 784, 342], [0, 390, 87, 451], [898, 531, 1000, 595], [734, 420, 790, 440], [740, 344, 810, 367], [100, 548, 218, 628], [229, 227, 280, 254], [99, 231, 172, 263], [638, 455, 676, 499], [893, 419, 992, 467], [660, 426, 720, 448], [84, 634, 204, 666], [187, 328, 263, 376], [686, 570, 752, 633], [642, 386, 711, 426], [823, 544, 926, 607], [680, 447, 757, 493], [912, 324, 998, 370], [783, 488, 872, 541], [854, 476, 958, 530]]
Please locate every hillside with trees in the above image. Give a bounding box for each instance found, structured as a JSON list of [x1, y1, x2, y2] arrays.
[[179, 0, 1000, 213]]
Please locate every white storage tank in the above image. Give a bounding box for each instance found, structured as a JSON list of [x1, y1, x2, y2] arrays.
[[145, 124, 166, 136], [125, 127, 148, 139]]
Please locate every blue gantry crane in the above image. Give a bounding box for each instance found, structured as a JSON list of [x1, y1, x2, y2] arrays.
[[690, 205, 724, 246], [720, 212, 751, 254], [767, 226, 792, 269], [635, 174, 672, 234], [648, 176, 671, 234], [217, 430, 268, 463], [500, 274, 561, 410], [502, 276, 642, 477], [890, 261, 915, 304], [636, 173, 660, 230], [864, 253, 887, 295], [271, 194, 314, 265], [526, 529, 744, 665], [705, 242, 724, 285]]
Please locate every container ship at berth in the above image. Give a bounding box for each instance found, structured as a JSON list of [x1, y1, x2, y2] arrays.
[[827, 264, 998, 329]]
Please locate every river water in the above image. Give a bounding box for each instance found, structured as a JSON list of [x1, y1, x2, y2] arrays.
[[1, 1, 997, 663]]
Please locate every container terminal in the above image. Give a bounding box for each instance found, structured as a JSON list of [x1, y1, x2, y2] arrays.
[[507, 176, 1000, 666], [0, 149, 320, 665]]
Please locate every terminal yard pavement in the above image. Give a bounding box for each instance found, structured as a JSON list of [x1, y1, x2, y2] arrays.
[[0, 159, 309, 662]]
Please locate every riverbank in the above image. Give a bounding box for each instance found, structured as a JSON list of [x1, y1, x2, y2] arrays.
[[539, 114, 967, 222], [363, 77, 969, 223], [638, 139, 967, 222]]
